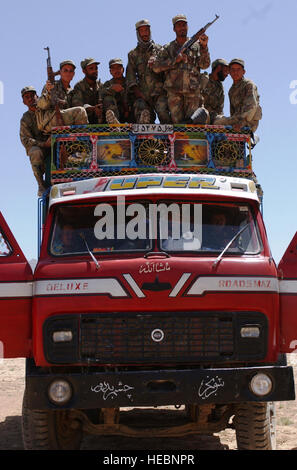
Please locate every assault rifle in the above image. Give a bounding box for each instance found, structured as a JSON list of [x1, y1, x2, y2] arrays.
[[44, 46, 64, 126], [44, 47, 68, 168], [177, 14, 220, 55]]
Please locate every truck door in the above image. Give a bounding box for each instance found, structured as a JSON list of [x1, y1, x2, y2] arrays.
[[278, 232, 297, 353], [0, 211, 33, 358]]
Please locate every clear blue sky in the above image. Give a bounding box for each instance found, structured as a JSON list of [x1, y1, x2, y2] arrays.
[[0, 0, 296, 263]]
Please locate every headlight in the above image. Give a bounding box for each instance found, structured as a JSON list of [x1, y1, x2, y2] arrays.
[[52, 330, 73, 343], [240, 326, 260, 338], [48, 379, 72, 404], [250, 373, 273, 396]]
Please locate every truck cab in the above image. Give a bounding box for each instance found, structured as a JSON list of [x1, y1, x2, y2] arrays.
[[1, 123, 296, 450]]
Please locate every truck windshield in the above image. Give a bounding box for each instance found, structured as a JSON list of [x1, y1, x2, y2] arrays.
[[158, 201, 262, 254], [49, 201, 262, 256], [50, 202, 152, 256]]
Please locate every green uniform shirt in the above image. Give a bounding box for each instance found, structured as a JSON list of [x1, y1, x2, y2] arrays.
[[126, 41, 166, 101], [102, 76, 131, 121], [229, 77, 262, 123], [201, 73, 224, 122], [71, 77, 103, 108], [71, 77, 103, 124]]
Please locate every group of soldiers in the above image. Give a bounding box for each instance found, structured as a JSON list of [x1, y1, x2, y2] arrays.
[[20, 14, 262, 196]]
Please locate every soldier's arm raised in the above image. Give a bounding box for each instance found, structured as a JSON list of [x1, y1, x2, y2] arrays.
[[198, 41, 210, 70], [36, 84, 52, 110]]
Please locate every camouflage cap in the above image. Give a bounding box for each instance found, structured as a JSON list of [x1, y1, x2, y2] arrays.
[[135, 19, 150, 29], [109, 58, 123, 67], [80, 58, 100, 69], [59, 60, 76, 70], [21, 86, 36, 97], [172, 14, 187, 25], [229, 58, 245, 68], [211, 58, 229, 70]]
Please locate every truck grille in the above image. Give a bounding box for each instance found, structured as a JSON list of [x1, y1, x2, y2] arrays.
[[79, 312, 235, 363]]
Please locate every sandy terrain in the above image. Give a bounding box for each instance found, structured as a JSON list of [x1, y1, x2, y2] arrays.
[[0, 357, 296, 450]]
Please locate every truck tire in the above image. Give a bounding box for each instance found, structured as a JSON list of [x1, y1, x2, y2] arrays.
[[234, 402, 276, 450], [21, 390, 83, 450]]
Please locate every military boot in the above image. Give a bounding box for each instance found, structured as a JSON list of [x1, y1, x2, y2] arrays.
[[32, 165, 46, 197]]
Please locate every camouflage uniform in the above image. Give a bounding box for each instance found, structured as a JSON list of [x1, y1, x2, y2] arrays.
[[214, 59, 262, 132], [103, 76, 132, 123], [152, 16, 210, 124], [20, 86, 50, 195], [214, 78, 262, 132], [36, 78, 88, 133], [71, 77, 104, 124], [20, 108, 49, 193], [200, 72, 224, 124], [126, 20, 170, 124]]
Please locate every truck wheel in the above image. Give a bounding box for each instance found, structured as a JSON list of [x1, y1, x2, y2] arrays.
[[234, 402, 276, 450], [21, 390, 83, 450]]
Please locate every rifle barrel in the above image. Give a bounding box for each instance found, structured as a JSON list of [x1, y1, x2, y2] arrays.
[[177, 14, 220, 55]]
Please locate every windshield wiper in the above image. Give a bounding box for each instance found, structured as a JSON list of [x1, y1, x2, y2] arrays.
[[212, 224, 250, 270], [80, 233, 100, 270]]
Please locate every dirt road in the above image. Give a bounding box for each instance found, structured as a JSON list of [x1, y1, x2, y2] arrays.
[[0, 358, 297, 450]]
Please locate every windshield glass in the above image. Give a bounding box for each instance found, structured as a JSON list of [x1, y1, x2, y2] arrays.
[[159, 201, 262, 254], [49, 200, 262, 256], [50, 202, 152, 256]]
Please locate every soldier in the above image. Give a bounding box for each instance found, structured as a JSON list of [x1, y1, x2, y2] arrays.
[[200, 58, 229, 124], [150, 14, 210, 124], [36, 59, 88, 133], [126, 19, 171, 124], [71, 58, 104, 124], [102, 58, 132, 124], [20, 86, 50, 196], [214, 59, 262, 132]]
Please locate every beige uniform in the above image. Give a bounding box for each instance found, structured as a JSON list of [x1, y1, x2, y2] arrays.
[[214, 77, 262, 132], [36, 79, 88, 133], [20, 109, 49, 194]]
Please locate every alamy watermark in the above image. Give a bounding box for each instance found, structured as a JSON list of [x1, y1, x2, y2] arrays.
[[289, 80, 297, 104], [0, 81, 3, 104], [93, 197, 202, 241]]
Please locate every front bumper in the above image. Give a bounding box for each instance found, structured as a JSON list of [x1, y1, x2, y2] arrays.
[[25, 359, 295, 410]]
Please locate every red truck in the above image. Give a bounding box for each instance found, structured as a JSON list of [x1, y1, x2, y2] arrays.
[[0, 123, 296, 450]]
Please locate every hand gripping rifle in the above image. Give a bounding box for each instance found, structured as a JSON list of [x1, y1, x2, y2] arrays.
[[44, 46, 64, 126], [177, 14, 220, 55], [44, 47, 68, 169]]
